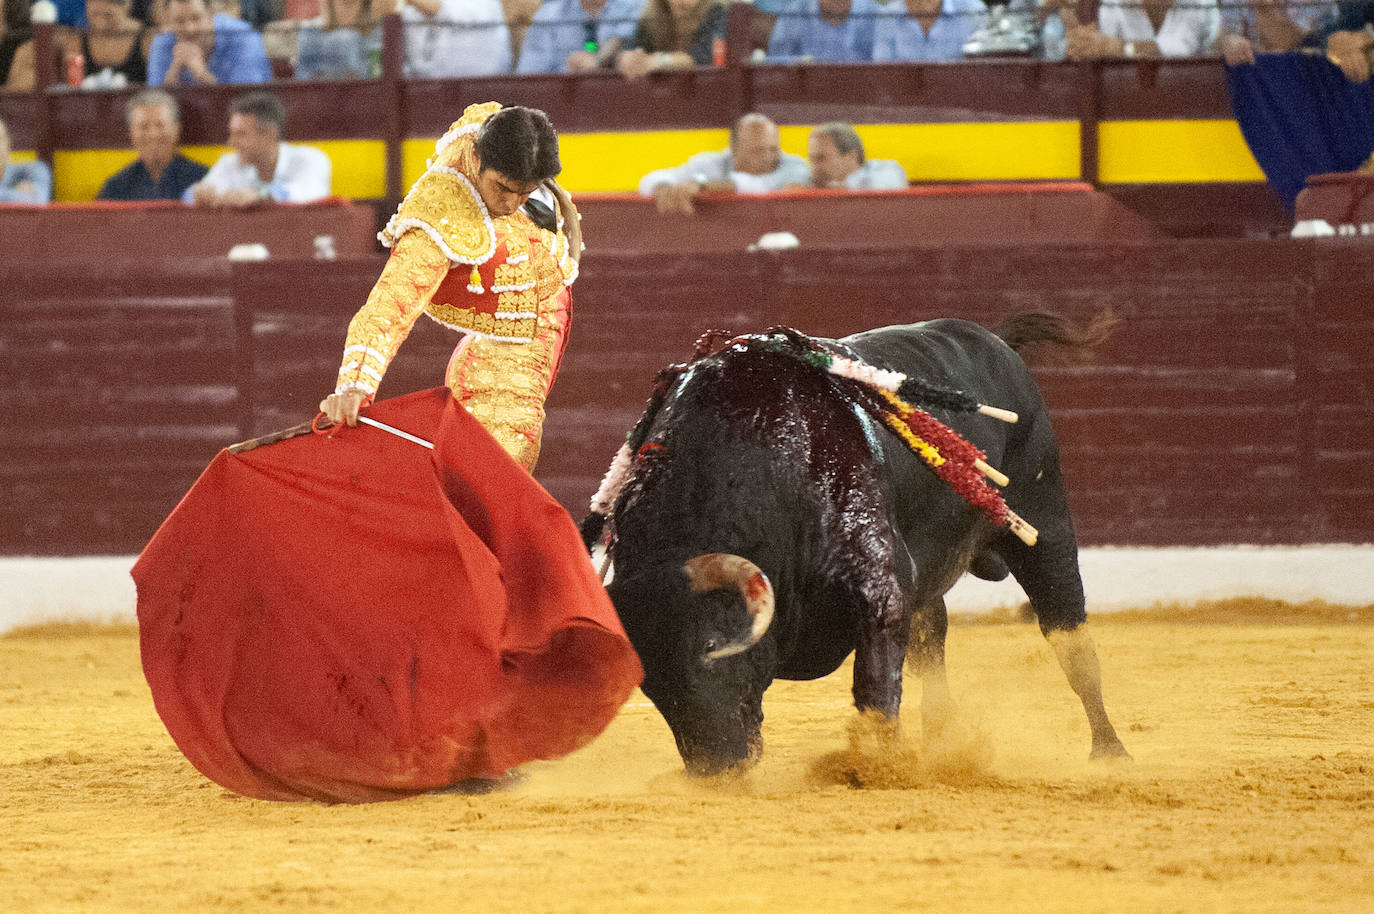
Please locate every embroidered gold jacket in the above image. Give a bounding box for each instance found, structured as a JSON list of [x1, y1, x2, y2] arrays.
[[335, 101, 579, 399]]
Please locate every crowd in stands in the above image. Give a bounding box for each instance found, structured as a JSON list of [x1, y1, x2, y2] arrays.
[[4, 0, 1374, 207], [2, 0, 1372, 92]]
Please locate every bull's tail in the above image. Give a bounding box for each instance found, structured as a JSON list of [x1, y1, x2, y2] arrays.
[[994, 311, 1117, 362]]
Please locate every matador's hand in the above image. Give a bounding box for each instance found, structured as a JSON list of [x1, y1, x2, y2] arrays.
[[320, 390, 369, 427]]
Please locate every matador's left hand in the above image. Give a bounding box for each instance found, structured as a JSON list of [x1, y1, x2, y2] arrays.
[[320, 390, 369, 427]]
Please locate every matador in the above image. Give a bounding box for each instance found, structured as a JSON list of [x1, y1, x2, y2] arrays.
[[323, 102, 580, 470]]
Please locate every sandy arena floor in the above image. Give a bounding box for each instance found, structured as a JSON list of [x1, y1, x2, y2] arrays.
[[3, 601, 1373, 913]]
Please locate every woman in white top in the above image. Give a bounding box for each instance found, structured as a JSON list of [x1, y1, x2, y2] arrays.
[[1061, 0, 1220, 59]]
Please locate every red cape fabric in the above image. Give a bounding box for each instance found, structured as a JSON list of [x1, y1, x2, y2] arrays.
[[134, 388, 642, 803]]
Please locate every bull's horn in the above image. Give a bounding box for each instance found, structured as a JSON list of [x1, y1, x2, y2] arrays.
[[682, 554, 775, 661]]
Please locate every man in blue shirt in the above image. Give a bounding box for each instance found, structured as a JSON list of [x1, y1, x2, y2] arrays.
[[517, 0, 645, 73], [872, 0, 986, 62], [97, 89, 209, 201], [767, 0, 884, 62], [147, 0, 272, 86], [0, 117, 52, 204]]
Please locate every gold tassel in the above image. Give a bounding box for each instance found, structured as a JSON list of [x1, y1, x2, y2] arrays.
[[467, 264, 484, 294]]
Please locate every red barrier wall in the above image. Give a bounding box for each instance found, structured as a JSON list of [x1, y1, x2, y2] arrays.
[[4, 214, 1371, 553]]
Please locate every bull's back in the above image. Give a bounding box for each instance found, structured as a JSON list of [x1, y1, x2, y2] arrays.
[[840, 320, 1042, 419]]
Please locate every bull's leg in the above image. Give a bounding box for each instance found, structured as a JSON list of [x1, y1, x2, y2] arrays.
[[998, 530, 1130, 761], [1045, 626, 1129, 760], [907, 595, 956, 739], [849, 566, 911, 723]]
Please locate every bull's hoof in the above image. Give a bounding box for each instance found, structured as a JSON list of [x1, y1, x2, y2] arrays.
[[1089, 740, 1132, 762]]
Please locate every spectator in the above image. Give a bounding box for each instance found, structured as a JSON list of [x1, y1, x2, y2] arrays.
[[1215, 0, 1334, 66], [1302, 0, 1374, 82], [97, 88, 209, 200], [614, 0, 727, 78], [804, 121, 908, 189], [638, 111, 811, 213], [187, 89, 331, 206], [0, 117, 53, 203], [76, 0, 152, 85], [295, 0, 383, 78], [1064, 0, 1220, 58], [147, 0, 272, 84], [516, 0, 644, 74], [871, 0, 986, 61], [400, 0, 512, 77], [766, 0, 882, 62]]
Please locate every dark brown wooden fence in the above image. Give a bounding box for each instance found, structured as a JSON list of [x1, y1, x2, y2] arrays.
[[4, 225, 1371, 554]]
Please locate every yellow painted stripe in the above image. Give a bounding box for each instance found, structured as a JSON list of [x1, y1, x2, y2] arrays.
[[558, 129, 731, 192], [51, 140, 386, 202], [48, 119, 1266, 201], [1099, 119, 1265, 184], [409, 121, 1081, 193], [783, 122, 1081, 183], [313, 139, 387, 198], [53, 150, 138, 202]]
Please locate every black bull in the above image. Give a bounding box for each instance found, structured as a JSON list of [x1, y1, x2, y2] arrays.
[[587, 315, 1129, 775]]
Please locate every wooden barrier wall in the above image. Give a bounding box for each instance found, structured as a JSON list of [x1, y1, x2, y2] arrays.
[[4, 231, 1371, 554]]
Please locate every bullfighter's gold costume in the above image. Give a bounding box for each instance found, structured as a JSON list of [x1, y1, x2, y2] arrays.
[[333, 101, 580, 470]]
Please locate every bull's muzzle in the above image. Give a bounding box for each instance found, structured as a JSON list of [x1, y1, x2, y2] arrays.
[[681, 553, 775, 661]]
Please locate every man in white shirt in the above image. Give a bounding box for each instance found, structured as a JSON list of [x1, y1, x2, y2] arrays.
[[188, 90, 332, 207], [1063, 0, 1220, 59], [638, 113, 812, 214], [401, 0, 513, 77], [805, 122, 909, 190]]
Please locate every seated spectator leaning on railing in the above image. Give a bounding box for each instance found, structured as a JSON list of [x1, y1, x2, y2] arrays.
[[0, 117, 53, 203], [400, 0, 513, 76], [1215, 0, 1334, 66], [1301, 0, 1374, 82], [1062, 0, 1220, 59], [800, 121, 909, 189], [614, 0, 726, 77], [766, 0, 881, 62], [187, 89, 331, 206], [148, 0, 272, 83], [515, 0, 644, 73], [295, 0, 383, 78], [97, 88, 209, 200], [638, 111, 811, 213], [871, 0, 985, 60]]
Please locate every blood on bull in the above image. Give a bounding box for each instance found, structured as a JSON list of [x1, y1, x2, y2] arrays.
[[583, 314, 1130, 776]]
